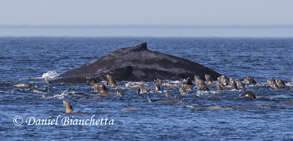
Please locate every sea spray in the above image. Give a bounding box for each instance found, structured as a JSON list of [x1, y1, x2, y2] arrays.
[[42, 71, 59, 79]]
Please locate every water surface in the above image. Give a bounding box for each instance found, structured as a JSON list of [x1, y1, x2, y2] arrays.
[[0, 37, 293, 140]]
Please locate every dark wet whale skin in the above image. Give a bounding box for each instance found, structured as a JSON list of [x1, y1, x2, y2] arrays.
[[51, 42, 220, 83]]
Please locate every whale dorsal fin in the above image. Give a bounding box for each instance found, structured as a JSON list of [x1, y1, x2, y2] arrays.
[[132, 42, 148, 51]]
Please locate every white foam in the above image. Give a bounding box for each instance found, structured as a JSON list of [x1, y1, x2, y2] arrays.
[[209, 90, 219, 94], [247, 82, 267, 87], [41, 71, 59, 80], [124, 81, 146, 88], [286, 82, 293, 87], [53, 90, 74, 99], [196, 90, 211, 96], [168, 80, 181, 84]]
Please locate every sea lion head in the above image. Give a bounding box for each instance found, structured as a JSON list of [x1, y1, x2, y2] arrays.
[[86, 77, 97, 85], [165, 92, 172, 98], [198, 80, 209, 91], [276, 79, 286, 87], [240, 91, 256, 100], [246, 76, 256, 84], [132, 85, 149, 94], [217, 75, 228, 86], [194, 75, 200, 85], [106, 74, 117, 87], [154, 84, 161, 92], [156, 78, 163, 84], [205, 74, 213, 85], [94, 84, 113, 96], [179, 88, 187, 95], [230, 78, 238, 90], [186, 77, 193, 85], [217, 83, 223, 91], [267, 78, 278, 89], [205, 74, 211, 81], [116, 90, 124, 97], [63, 100, 74, 113], [236, 80, 245, 89]]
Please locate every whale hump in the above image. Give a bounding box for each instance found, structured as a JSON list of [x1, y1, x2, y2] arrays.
[[51, 42, 221, 83]]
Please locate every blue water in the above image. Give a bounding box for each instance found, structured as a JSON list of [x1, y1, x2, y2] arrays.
[[0, 37, 293, 140], [2, 26, 293, 37]]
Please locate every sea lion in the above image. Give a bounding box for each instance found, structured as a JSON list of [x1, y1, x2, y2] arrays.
[[63, 100, 74, 113], [246, 76, 256, 84], [31, 89, 46, 94], [216, 83, 223, 91], [258, 105, 270, 109], [230, 78, 238, 90], [205, 74, 213, 85], [14, 83, 31, 88], [232, 106, 256, 110], [86, 77, 97, 85], [267, 77, 278, 89], [186, 105, 230, 110], [165, 92, 173, 98], [156, 100, 183, 104], [194, 75, 200, 80], [240, 91, 256, 100], [194, 75, 201, 85], [276, 79, 286, 87], [217, 75, 229, 86], [93, 84, 99, 92], [194, 76, 204, 86], [156, 78, 163, 84], [194, 78, 203, 86], [178, 83, 192, 91], [121, 108, 139, 111], [45, 79, 51, 84], [284, 102, 293, 105], [132, 85, 150, 94], [106, 74, 117, 87], [197, 79, 209, 91], [179, 88, 187, 95], [162, 83, 174, 88], [116, 89, 124, 97], [236, 80, 245, 89], [94, 84, 115, 96], [154, 84, 161, 93], [186, 77, 193, 85], [63, 100, 83, 114]]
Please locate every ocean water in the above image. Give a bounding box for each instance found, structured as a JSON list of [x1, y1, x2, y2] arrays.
[[1, 26, 293, 37], [0, 37, 293, 140]]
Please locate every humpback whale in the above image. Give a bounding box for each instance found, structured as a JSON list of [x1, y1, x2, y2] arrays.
[[51, 42, 220, 83]]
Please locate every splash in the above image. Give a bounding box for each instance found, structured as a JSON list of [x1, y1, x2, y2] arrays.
[[41, 71, 59, 80], [53, 90, 75, 99]]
